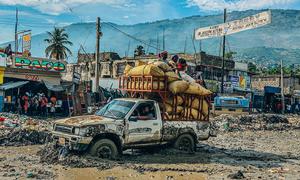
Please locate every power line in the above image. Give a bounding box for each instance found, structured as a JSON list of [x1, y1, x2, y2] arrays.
[[103, 22, 180, 53]]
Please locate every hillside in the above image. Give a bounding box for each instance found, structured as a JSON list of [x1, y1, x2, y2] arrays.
[[2, 9, 300, 64]]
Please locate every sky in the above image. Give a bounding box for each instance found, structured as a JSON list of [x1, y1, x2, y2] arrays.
[[0, 0, 300, 43]]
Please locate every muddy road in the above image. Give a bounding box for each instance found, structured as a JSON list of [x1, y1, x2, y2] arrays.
[[0, 129, 299, 179]]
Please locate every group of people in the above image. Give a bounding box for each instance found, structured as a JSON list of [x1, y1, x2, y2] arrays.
[[286, 102, 300, 114], [159, 51, 196, 83], [14, 92, 57, 117]]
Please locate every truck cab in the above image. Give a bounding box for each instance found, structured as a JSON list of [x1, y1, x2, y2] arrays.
[[52, 98, 211, 159]]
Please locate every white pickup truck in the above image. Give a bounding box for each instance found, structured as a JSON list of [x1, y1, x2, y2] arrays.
[[52, 98, 211, 159]]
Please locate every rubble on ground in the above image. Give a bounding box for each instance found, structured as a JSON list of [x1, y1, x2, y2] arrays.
[[0, 113, 52, 146], [38, 143, 117, 169], [211, 114, 300, 133]]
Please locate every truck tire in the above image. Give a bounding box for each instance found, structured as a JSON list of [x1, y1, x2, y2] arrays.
[[173, 134, 195, 152], [89, 139, 119, 159]]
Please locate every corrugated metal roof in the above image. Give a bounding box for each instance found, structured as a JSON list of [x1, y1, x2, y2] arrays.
[[43, 81, 66, 92], [0, 81, 29, 90]]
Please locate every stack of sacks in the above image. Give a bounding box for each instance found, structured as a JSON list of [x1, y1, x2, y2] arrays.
[[123, 61, 212, 119], [164, 95, 210, 120], [167, 81, 211, 120], [124, 61, 181, 90]]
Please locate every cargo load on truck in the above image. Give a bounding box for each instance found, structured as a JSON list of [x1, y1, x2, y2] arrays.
[[119, 61, 212, 121]]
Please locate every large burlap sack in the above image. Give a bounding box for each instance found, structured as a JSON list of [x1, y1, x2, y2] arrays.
[[142, 82, 165, 90], [166, 71, 180, 82], [153, 61, 172, 72], [168, 80, 189, 94], [165, 103, 183, 114], [166, 96, 184, 105], [135, 60, 147, 67], [124, 64, 133, 75], [179, 71, 196, 83], [185, 82, 212, 96], [184, 108, 201, 119], [128, 64, 165, 77], [186, 98, 209, 116]]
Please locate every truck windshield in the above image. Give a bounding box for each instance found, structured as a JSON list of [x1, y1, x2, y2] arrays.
[[96, 100, 135, 119]]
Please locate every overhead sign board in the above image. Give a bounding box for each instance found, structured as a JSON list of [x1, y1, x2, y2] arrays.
[[22, 33, 31, 52], [195, 11, 271, 40], [13, 56, 66, 72], [0, 53, 7, 67], [73, 72, 81, 84]]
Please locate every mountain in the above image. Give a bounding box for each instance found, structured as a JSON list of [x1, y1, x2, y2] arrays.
[[2, 9, 300, 64]]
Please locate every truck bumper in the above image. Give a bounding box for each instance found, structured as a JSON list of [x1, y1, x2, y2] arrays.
[[52, 131, 93, 151]]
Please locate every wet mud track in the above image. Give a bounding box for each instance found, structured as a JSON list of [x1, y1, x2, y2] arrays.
[[1, 130, 300, 179]]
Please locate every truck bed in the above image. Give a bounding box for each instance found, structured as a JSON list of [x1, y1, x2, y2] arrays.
[[119, 75, 211, 122]]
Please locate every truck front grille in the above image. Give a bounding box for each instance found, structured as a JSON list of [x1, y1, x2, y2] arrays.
[[55, 125, 73, 134]]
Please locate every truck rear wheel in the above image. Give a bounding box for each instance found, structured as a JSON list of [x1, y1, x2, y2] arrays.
[[89, 139, 119, 159], [173, 134, 195, 152]]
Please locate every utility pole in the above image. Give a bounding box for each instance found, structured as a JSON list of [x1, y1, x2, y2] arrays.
[[14, 8, 18, 54], [281, 59, 285, 114], [156, 34, 160, 54], [221, 8, 227, 94], [126, 40, 131, 57], [184, 36, 187, 54], [94, 17, 101, 93], [162, 28, 165, 51], [199, 40, 202, 52]]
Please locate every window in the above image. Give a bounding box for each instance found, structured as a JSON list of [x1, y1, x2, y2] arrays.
[[96, 100, 135, 119], [130, 102, 156, 120]]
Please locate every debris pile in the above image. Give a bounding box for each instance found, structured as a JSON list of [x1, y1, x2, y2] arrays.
[[0, 129, 51, 146], [0, 113, 52, 146], [38, 144, 117, 169], [211, 114, 298, 132]]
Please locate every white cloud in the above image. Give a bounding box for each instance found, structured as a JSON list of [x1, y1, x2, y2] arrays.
[[187, 0, 297, 11], [0, 0, 129, 15]]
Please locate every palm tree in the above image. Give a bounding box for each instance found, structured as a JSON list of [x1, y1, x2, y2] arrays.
[[44, 27, 73, 60]]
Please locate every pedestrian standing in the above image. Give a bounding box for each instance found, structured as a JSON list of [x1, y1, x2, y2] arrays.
[[22, 92, 29, 115], [40, 94, 48, 117], [50, 95, 57, 117]]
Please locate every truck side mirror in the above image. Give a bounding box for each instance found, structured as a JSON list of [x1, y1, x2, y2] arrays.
[[129, 116, 138, 122]]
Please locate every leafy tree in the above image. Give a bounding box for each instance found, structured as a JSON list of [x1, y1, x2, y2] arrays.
[[134, 45, 145, 57], [44, 27, 73, 60], [225, 51, 237, 59], [248, 62, 259, 74]]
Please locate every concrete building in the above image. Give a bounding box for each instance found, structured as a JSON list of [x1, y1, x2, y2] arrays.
[[251, 75, 300, 103]]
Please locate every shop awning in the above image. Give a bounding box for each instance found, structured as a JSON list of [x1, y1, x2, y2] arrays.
[[264, 86, 281, 94], [0, 81, 29, 90], [43, 81, 67, 92]]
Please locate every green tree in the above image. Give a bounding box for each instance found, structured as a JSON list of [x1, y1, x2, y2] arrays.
[[225, 51, 237, 59], [248, 62, 259, 74], [44, 27, 73, 60]]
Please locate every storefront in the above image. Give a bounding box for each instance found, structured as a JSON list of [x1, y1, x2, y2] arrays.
[[0, 56, 69, 115]]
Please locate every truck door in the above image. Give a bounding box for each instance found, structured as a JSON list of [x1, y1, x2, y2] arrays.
[[126, 102, 162, 144]]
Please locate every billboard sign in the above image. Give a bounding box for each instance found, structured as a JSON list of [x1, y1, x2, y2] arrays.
[[22, 33, 31, 52], [13, 56, 66, 72], [230, 75, 239, 87], [0, 53, 7, 67], [195, 11, 271, 40]]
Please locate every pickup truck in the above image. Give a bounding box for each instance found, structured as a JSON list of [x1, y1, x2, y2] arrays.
[[52, 98, 211, 159]]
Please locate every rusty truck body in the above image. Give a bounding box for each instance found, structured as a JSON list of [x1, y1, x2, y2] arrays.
[[52, 75, 211, 159]]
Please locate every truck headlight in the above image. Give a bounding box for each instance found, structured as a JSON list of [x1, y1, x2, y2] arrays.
[[74, 127, 80, 135], [73, 127, 88, 136]]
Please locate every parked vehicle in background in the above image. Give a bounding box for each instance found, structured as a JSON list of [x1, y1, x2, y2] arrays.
[[213, 96, 250, 115]]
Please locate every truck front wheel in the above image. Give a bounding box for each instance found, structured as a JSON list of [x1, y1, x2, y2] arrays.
[[173, 134, 195, 152], [89, 139, 119, 159]]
